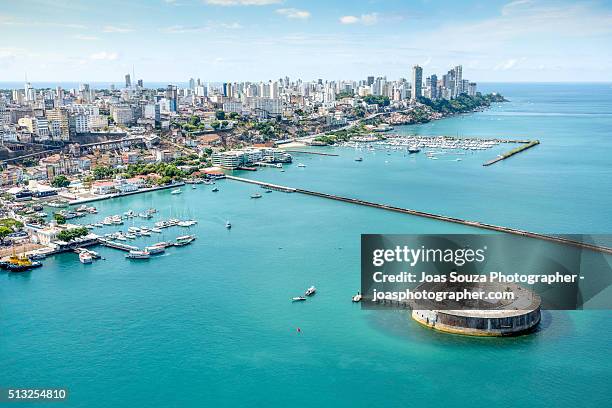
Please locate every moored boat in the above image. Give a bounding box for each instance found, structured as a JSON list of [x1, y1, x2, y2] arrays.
[[126, 250, 151, 259]]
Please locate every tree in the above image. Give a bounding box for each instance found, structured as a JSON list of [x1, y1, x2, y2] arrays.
[[211, 121, 221, 130], [54, 213, 66, 225], [57, 227, 89, 242], [0, 226, 12, 241], [215, 110, 225, 120], [51, 175, 70, 188], [93, 166, 114, 180]]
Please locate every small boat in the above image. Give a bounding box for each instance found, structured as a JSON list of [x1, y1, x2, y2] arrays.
[[115, 234, 127, 241], [140, 230, 151, 236], [29, 253, 46, 260], [352, 292, 362, 303], [125, 234, 136, 239], [79, 252, 93, 264], [408, 147, 421, 153], [151, 228, 162, 233], [94, 223, 103, 227], [171, 188, 182, 195], [250, 193, 262, 199], [297, 163, 306, 168], [305, 286, 316, 296], [175, 235, 196, 246], [212, 187, 219, 192], [355, 157, 363, 162], [225, 221, 231, 229], [126, 250, 150, 259], [264, 189, 272, 193], [138, 212, 153, 219], [145, 244, 166, 255], [128, 227, 140, 233], [192, 186, 197, 189], [292, 297, 307, 302]]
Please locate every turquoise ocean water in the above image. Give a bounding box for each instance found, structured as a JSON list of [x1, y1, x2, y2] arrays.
[[1, 83, 611, 407]]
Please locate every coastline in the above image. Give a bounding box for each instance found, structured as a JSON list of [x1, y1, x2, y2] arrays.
[[68, 182, 186, 205]]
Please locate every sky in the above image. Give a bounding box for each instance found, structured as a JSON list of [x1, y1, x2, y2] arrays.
[[1, 0, 611, 83]]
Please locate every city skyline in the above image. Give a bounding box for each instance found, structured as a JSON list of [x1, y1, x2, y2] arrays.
[[1, 0, 612, 82]]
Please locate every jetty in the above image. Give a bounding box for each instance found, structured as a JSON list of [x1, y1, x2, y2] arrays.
[[225, 176, 612, 256], [484, 140, 540, 166]]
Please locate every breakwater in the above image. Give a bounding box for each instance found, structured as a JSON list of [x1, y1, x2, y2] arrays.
[[484, 140, 540, 166], [225, 175, 612, 255]]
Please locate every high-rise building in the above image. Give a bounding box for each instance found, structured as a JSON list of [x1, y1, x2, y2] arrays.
[[411, 65, 423, 101], [454, 65, 463, 95], [429, 74, 438, 99], [189, 78, 195, 90], [367, 76, 375, 86], [125, 74, 131, 88], [137, 79, 143, 88], [25, 82, 35, 102], [166, 85, 178, 112]]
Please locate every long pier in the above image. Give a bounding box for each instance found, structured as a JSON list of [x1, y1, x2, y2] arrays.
[[225, 176, 612, 255], [284, 150, 339, 157]]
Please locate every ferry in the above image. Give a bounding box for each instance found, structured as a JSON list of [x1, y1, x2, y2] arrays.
[[126, 250, 150, 259], [79, 252, 93, 264], [225, 221, 231, 229], [145, 244, 166, 255], [305, 286, 316, 296], [292, 296, 307, 302], [175, 235, 196, 246], [250, 193, 263, 199], [171, 188, 182, 195]]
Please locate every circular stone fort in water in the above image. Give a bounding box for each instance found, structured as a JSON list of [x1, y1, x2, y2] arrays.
[[410, 281, 541, 336]]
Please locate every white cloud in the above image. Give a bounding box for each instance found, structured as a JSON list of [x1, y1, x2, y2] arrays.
[[339, 13, 378, 25], [89, 51, 119, 61], [161, 22, 242, 34], [74, 34, 99, 41], [276, 8, 310, 19], [103, 25, 134, 33], [204, 0, 281, 6]]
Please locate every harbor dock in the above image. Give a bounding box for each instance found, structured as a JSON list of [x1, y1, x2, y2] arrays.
[[225, 176, 612, 255]]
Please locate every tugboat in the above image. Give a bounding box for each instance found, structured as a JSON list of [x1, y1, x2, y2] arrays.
[[305, 286, 316, 296], [4, 250, 42, 272]]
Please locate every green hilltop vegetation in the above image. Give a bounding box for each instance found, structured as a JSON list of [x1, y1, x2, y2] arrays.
[[418, 93, 507, 115]]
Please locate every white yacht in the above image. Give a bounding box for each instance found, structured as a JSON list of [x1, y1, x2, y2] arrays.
[[171, 188, 182, 195], [305, 286, 316, 296], [126, 250, 150, 259], [79, 252, 93, 264]]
